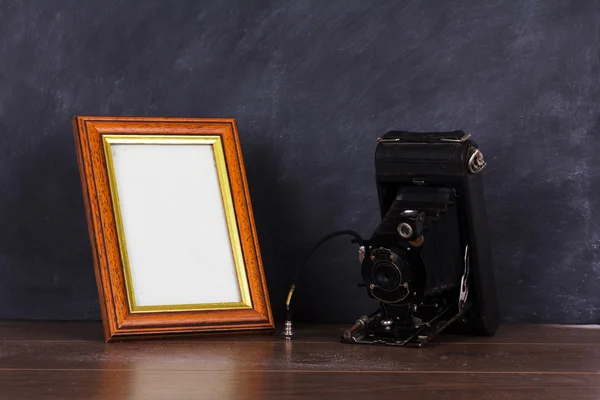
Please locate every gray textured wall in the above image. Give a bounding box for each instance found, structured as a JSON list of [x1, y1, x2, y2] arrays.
[[0, 0, 598, 324]]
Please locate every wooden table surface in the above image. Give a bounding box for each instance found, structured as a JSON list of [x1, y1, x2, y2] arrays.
[[1, 321, 599, 399]]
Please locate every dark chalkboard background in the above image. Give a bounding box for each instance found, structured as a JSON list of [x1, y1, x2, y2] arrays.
[[0, 0, 599, 324]]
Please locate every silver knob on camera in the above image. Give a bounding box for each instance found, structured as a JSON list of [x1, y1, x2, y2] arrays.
[[467, 148, 486, 174]]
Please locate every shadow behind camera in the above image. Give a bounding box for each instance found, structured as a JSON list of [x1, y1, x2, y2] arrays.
[[342, 131, 499, 347]]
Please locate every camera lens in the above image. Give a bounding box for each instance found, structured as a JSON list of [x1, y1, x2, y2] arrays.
[[372, 262, 401, 291], [397, 223, 413, 239]]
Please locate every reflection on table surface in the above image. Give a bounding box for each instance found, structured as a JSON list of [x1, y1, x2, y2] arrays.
[[2, 323, 600, 399]]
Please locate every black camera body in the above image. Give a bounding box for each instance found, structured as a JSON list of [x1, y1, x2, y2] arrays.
[[341, 131, 499, 347]]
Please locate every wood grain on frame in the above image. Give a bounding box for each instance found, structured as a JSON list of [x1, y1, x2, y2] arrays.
[[72, 117, 274, 342]]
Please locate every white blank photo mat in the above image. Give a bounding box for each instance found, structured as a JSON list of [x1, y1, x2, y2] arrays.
[[108, 142, 243, 308]]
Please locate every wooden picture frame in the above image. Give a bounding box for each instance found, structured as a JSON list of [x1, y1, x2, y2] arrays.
[[72, 116, 274, 341]]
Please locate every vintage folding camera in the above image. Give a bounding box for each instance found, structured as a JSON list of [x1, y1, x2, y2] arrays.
[[340, 131, 500, 347]]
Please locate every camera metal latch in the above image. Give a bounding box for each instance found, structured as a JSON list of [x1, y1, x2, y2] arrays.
[[377, 132, 472, 143], [467, 149, 486, 174]]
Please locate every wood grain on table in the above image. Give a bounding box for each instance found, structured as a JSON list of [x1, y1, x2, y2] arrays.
[[0, 322, 598, 399]]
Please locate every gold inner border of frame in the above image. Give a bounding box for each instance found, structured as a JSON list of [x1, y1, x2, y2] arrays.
[[102, 134, 253, 313]]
